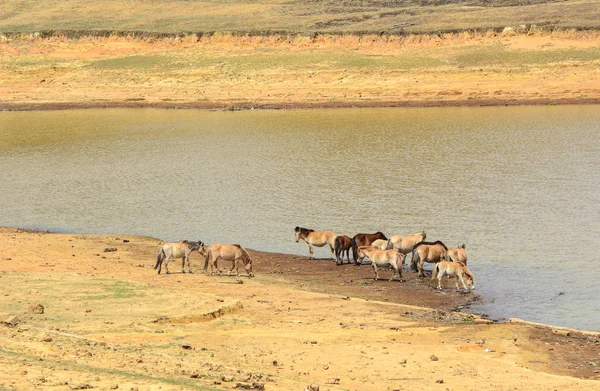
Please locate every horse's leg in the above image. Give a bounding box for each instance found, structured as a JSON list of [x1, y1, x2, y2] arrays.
[[181, 255, 187, 274], [418, 259, 425, 278], [372, 263, 379, 280], [457, 273, 468, 291], [308, 243, 315, 260], [437, 274, 443, 290], [164, 255, 171, 274]]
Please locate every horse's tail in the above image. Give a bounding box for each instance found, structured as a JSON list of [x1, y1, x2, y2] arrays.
[[155, 248, 165, 270], [411, 248, 420, 271], [431, 262, 439, 280], [334, 236, 340, 258], [203, 249, 211, 273]]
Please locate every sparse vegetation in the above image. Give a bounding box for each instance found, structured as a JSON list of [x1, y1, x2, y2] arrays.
[[1, 0, 599, 36]]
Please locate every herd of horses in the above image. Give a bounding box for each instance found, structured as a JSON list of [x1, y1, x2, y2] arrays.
[[294, 226, 475, 291], [151, 226, 475, 292]]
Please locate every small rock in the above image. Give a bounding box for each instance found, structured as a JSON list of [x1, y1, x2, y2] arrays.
[[181, 344, 192, 350], [110, 386, 118, 390], [0, 314, 20, 327], [436, 379, 444, 384], [41, 336, 53, 342], [399, 359, 407, 364], [221, 375, 235, 382], [104, 248, 117, 252], [72, 384, 93, 390], [29, 304, 45, 314], [430, 355, 439, 361], [306, 384, 320, 391], [190, 373, 200, 378]]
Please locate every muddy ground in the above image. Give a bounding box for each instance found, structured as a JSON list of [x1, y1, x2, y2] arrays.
[[0, 227, 598, 391]]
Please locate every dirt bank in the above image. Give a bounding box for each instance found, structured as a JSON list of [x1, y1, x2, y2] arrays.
[[0, 227, 598, 390], [1, 32, 599, 111]]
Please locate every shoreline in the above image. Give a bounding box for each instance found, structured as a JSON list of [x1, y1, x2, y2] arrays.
[[1, 226, 599, 388], [2, 97, 600, 112], [3, 226, 598, 335]]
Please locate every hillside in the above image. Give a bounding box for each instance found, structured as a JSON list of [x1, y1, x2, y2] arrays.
[[1, 0, 599, 35]]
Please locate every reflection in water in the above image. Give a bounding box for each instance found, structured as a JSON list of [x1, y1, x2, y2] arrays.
[[1, 107, 599, 330]]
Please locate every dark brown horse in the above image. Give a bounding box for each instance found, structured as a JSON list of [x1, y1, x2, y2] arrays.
[[352, 231, 387, 265], [334, 235, 352, 265]]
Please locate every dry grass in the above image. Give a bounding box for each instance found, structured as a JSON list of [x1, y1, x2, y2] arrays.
[[1, 0, 599, 35]]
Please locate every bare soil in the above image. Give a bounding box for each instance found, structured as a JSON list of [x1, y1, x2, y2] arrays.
[[1, 32, 599, 111], [0, 227, 598, 391]]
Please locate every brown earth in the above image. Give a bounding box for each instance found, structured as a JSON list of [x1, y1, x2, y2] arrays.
[[0, 227, 598, 390], [1, 31, 599, 111]]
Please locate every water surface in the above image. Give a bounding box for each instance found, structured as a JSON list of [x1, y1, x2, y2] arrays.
[[1, 107, 598, 330]]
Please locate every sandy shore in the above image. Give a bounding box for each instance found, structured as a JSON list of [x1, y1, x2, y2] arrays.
[[1, 32, 599, 111], [0, 227, 598, 390]]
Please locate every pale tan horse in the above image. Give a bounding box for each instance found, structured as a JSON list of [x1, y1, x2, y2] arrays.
[[356, 246, 405, 281], [387, 231, 426, 255], [411, 241, 448, 277], [445, 244, 468, 265], [154, 240, 204, 275], [202, 243, 253, 277], [371, 239, 389, 250], [432, 261, 475, 291], [294, 226, 336, 260]]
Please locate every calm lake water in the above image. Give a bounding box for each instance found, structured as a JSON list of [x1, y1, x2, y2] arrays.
[[1, 107, 599, 331]]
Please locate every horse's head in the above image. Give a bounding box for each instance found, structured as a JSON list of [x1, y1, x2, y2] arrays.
[[294, 230, 301, 242], [197, 244, 208, 258], [460, 243, 466, 249], [357, 247, 368, 262]]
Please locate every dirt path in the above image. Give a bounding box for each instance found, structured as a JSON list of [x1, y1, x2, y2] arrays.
[[0, 227, 598, 390]]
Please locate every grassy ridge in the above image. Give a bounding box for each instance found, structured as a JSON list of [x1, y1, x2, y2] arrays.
[[1, 0, 599, 35]]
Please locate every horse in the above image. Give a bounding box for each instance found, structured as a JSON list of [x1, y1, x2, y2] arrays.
[[446, 244, 468, 265], [294, 226, 336, 260], [154, 240, 204, 275], [371, 239, 389, 250], [356, 246, 405, 281], [432, 261, 475, 291], [202, 243, 253, 277], [386, 231, 426, 256], [334, 235, 352, 265], [352, 231, 387, 265], [411, 241, 448, 277]]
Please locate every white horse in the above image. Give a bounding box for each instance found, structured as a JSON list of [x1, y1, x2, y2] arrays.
[[357, 246, 405, 281], [432, 261, 475, 291], [154, 240, 204, 274]]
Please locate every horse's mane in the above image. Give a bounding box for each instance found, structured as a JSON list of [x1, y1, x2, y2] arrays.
[[414, 240, 448, 250], [295, 227, 314, 234]]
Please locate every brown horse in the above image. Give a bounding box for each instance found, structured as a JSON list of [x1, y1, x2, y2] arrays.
[[334, 235, 352, 265], [202, 243, 253, 277], [294, 226, 336, 260], [446, 244, 468, 265], [356, 246, 405, 281], [352, 231, 387, 265], [386, 231, 426, 255], [154, 240, 204, 275], [432, 260, 475, 291], [411, 241, 448, 277]]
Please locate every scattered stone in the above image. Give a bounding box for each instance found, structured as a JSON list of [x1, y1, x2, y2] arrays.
[[72, 384, 93, 390], [430, 355, 439, 361], [272, 360, 278, 366], [323, 364, 329, 370], [181, 344, 192, 350], [110, 386, 118, 390], [436, 379, 444, 384], [306, 383, 320, 391], [327, 378, 340, 384], [399, 359, 407, 365], [29, 304, 44, 314], [221, 375, 235, 382], [103, 248, 117, 252], [234, 382, 264, 390], [190, 373, 200, 378], [41, 336, 53, 342], [0, 314, 20, 327]]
